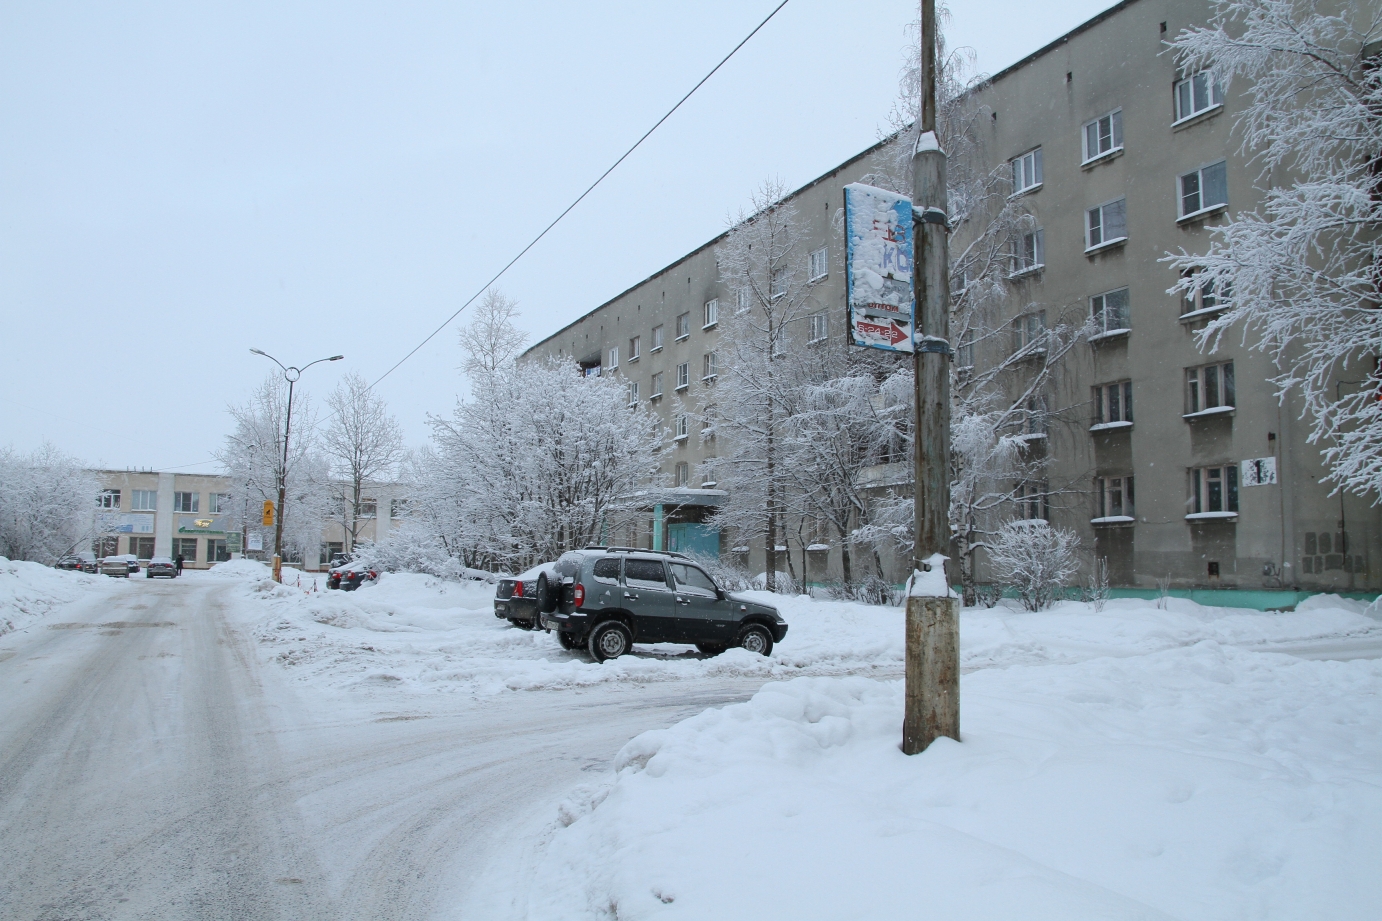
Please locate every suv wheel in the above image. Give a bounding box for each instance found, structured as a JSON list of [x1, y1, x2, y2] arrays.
[[736, 625, 773, 656], [536, 573, 557, 614], [557, 630, 580, 651], [588, 621, 631, 662], [695, 642, 727, 656]]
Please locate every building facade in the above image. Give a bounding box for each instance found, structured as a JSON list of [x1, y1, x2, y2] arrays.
[[522, 0, 1381, 596]]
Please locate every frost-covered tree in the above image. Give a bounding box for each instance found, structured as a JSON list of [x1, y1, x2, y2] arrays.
[[458, 289, 528, 377], [322, 372, 405, 552], [1165, 0, 1382, 497], [0, 444, 98, 563], [217, 376, 332, 563], [986, 519, 1080, 612]]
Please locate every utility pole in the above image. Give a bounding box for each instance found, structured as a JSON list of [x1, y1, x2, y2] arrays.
[[902, 0, 960, 756]]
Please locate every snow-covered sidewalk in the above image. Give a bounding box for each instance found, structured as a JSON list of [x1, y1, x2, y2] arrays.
[[0, 557, 112, 636], [532, 644, 1382, 920]]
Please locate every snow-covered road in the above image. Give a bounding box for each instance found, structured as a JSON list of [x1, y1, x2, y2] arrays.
[[0, 577, 765, 920]]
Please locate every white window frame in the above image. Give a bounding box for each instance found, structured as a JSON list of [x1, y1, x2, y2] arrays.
[[607, 345, 619, 370], [1085, 198, 1128, 252], [628, 380, 640, 406], [809, 313, 828, 343], [208, 492, 230, 514], [1091, 380, 1134, 429], [1178, 160, 1228, 220], [650, 372, 664, 399], [1011, 147, 1043, 195], [97, 489, 121, 510], [736, 287, 752, 311], [1179, 268, 1226, 319], [770, 266, 788, 299], [1094, 475, 1135, 521], [1090, 287, 1130, 336], [1009, 228, 1044, 277], [675, 462, 690, 487], [676, 312, 691, 340], [173, 491, 198, 513], [808, 247, 828, 281], [1189, 465, 1239, 517], [1012, 310, 1046, 354], [651, 325, 664, 351], [1185, 361, 1236, 417], [131, 489, 157, 511], [675, 362, 690, 390], [955, 329, 975, 369], [628, 336, 640, 362], [674, 414, 689, 440], [702, 351, 718, 381], [1173, 71, 1224, 124], [1015, 481, 1049, 522], [703, 298, 718, 329], [1082, 109, 1124, 163]]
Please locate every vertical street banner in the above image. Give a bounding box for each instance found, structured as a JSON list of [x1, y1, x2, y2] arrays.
[[844, 183, 915, 352]]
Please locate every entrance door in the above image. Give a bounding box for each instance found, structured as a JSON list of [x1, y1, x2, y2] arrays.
[[621, 557, 677, 643]]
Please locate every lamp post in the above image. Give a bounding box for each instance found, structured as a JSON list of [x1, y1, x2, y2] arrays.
[[250, 349, 344, 582]]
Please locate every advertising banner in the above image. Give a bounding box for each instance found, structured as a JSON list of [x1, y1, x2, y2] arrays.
[[844, 183, 915, 352]]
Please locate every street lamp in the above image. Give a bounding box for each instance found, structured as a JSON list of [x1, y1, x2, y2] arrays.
[[250, 349, 344, 582]]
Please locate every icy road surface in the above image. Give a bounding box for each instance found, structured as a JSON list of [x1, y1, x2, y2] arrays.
[[0, 577, 765, 920]]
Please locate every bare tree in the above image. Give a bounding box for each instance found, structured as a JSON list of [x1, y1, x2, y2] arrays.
[[1164, 0, 1382, 498], [322, 372, 405, 552], [459, 289, 529, 379]]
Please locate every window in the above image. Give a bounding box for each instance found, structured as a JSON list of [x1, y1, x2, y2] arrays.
[[676, 362, 690, 390], [1095, 476, 1135, 520], [1010, 228, 1044, 275], [625, 558, 669, 590], [208, 539, 230, 563], [1012, 310, 1046, 352], [1090, 287, 1130, 334], [629, 336, 640, 361], [1086, 198, 1127, 250], [95, 536, 119, 557], [809, 247, 828, 280], [1190, 465, 1239, 515], [1186, 361, 1236, 415], [651, 372, 664, 398], [703, 299, 718, 329], [1181, 268, 1226, 317], [675, 462, 690, 487], [1082, 109, 1123, 162], [1015, 482, 1048, 521], [1174, 71, 1223, 123], [737, 287, 752, 310], [702, 351, 718, 380], [208, 493, 230, 514], [670, 562, 719, 598], [97, 489, 120, 509], [770, 266, 788, 299], [359, 499, 377, 518], [651, 325, 664, 351], [390, 498, 411, 518], [130, 489, 157, 511], [1093, 381, 1134, 426], [809, 313, 828, 342], [1023, 395, 1049, 436], [1011, 147, 1043, 194], [174, 537, 199, 561], [607, 345, 619, 370], [676, 312, 690, 339], [593, 558, 622, 584], [131, 536, 155, 559], [628, 380, 640, 405], [173, 492, 198, 513], [955, 329, 975, 369], [1179, 161, 1228, 218], [675, 414, 689, 439]]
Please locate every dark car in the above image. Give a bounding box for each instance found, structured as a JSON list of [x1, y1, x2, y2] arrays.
[[493, 564, 559, 630], [327, 564, 378, 591], [537, 547, 787, 662], [80, 558, 99, 574], [124, 555, 140, 574], [146, 556, 177, 579], [54, 555, 85, 571]]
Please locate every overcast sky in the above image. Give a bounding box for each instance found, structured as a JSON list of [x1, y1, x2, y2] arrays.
[[1, 0, 1117, 472]]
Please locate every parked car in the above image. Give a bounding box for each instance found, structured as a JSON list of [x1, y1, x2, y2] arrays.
[[99, 556, 132, 578], [533, 547, 788, 662], [54, 555, 85, 571], [328, 552, 352, 569], [123, 554, 140, 574], [327, 563, 378, 591], [493, 563, 559, 630], [146, 557, 177, 579], [80, 557, 99, 574]]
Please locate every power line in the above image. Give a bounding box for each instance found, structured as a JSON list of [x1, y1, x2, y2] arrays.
[[368, 0, 792, 391]]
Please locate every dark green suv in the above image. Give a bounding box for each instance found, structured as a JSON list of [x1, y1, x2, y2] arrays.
[[539, 547, 788, 662]]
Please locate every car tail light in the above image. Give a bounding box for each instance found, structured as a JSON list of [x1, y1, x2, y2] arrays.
[[368, 571, 377, 579], [346, 571, 356, 579], [573, 583, 585, 606], [512, 581, 523, 597]]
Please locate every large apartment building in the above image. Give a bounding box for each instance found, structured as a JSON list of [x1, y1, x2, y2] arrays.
[[523, 0, 1381, 597]]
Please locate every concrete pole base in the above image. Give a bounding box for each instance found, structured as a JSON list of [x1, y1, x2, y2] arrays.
[[902, 594, 960, 754]]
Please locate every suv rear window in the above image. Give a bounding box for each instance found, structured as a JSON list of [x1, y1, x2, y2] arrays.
[[592, 558, 621, 583], [624, 559, 669, 589]]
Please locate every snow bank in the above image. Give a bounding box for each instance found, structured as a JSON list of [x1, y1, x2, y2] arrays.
[[533, 645, 1382, 920], [232, 567, 1382, 699], [0, 557, 109, 636]]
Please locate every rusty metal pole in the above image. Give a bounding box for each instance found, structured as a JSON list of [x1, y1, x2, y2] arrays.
[[902, 0, 960, 755]]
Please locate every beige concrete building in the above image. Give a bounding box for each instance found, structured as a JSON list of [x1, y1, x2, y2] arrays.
[[92, 469, 409, 570], [523, 0, 1381, 601]]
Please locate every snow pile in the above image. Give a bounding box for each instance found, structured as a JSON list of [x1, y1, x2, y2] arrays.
[[200, 558, 276, 580], [232, 568, 1382, 698], [0, 557, 108, 636], [532, 645, 1382, 920]]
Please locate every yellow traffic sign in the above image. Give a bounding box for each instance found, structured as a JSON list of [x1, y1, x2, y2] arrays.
[[262, 500, 275, 526]]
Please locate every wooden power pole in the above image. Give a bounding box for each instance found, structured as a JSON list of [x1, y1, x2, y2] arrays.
[[902, 0, 960, 756]]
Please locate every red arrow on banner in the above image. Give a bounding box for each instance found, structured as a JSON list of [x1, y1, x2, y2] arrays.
[[857, 318, 910, 346]]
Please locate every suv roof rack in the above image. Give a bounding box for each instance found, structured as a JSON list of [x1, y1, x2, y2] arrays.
[[582, 545, 692, 560]]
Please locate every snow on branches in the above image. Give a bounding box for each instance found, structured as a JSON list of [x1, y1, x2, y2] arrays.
[[0, 444, 98, 564], [1165, 0, 1382, 498], [986, 519, 1080, 612]]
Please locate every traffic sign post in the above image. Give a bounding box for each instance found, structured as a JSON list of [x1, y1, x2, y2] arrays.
[[262, 501, 274, 527]]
